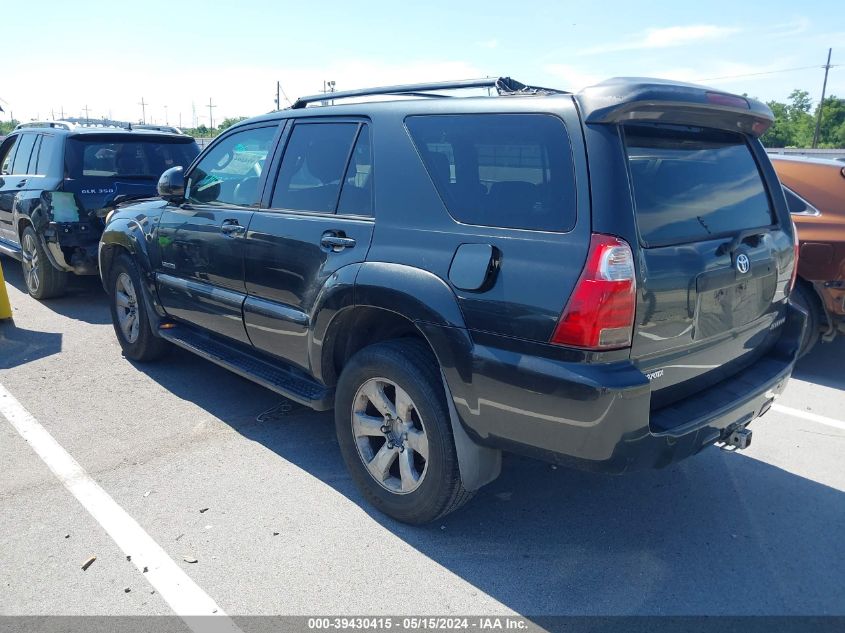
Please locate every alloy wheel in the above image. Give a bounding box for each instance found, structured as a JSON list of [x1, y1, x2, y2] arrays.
[[351, 377, 429, 494], [114, 272, 140, 343]]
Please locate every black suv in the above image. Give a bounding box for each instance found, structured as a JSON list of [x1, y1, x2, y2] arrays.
[[99, 77, 805, 524], [0, 121, 198, 298]]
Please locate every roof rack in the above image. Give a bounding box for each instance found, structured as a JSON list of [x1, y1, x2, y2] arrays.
[[133, 124, 184, 134], [14, 121, 75, 131], [291, 76, 567, 109]]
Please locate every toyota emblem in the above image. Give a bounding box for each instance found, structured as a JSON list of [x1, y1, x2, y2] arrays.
[[736, 253, 750, 274]]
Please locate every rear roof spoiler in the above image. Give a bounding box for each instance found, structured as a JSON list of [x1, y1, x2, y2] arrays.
[[576, 77, 774, 137]]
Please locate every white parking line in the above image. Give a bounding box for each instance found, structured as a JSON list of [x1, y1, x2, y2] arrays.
[[0, 384, 242, 633], [773, 403, 845, 432]]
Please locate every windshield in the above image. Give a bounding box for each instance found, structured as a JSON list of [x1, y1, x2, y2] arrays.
[[66, 136, 198, 180]]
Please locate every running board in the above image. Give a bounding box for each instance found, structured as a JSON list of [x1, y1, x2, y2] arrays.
[[158, 325, 334, 411], [0, 238, 22, 259]]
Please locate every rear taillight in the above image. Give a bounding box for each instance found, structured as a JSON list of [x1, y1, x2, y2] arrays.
[[550, 234, 636, 350], [788, 221, 800, 295]]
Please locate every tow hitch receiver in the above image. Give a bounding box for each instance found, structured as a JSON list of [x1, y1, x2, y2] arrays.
[[724, 427, 753, 450]]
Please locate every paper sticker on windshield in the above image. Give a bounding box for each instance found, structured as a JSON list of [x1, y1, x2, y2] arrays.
[[215, 151, 267, 176], [195, 173, 223, 192]]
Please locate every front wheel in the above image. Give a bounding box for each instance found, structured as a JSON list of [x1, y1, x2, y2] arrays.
[[20, 226, 67, 299], [108, 253, 169, 361], [335, 339, 472, 524]]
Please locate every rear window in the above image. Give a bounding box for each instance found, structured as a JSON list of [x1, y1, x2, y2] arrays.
[[405, 114, 576, 232], [624, 126, 774, 247], [66, 136, 199, 180]]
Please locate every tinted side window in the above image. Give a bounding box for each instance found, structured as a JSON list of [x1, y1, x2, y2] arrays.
[[34, 135, 58, 175], [11, 134, 36, 175], [271, 123, 359, 213], [624, 125, 774, 246], [405, 114, 577, 232], [337, 125, 373, 216], [187, 126, 277, 206], [783, 186, 816, 215], [0, 136, 20, 175]]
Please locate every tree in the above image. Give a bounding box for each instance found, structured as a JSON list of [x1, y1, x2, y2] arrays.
[[218, 116, 247, 132], [0, 119, 20, 135]]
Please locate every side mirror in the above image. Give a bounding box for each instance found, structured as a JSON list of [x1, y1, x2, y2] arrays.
[[158, 166, 186, 203]]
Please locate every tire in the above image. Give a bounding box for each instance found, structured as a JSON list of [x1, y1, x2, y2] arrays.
[[791, 281, 821, 358], [335, 338, 472, 524], [108, 253, 169, 361], [20, 226, 68, 299]]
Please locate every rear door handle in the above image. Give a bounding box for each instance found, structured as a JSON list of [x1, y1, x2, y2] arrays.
[[321, 232, 356, 251], [220, 219, 246, 237], [15, 179, 27, 188]]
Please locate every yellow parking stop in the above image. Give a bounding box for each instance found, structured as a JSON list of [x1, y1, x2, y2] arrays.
[[0, 259, 12, 321]]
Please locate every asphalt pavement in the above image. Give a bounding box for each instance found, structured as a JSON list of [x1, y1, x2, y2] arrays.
[[1, 257, 844, 620]]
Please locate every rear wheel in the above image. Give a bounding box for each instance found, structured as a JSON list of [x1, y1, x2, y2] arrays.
[[20, 226, 67, 299], [108, 253, 169, 361], [335, 339, 472, 524], [791, 281, 821, 358]]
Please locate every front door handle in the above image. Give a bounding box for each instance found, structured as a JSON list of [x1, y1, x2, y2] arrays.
[[220, 219, 246, 237], [321, 232, 356, 251]]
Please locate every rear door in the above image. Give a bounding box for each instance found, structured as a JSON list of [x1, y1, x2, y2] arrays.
[[0, 133, 37, 245], [63, 134, 199, 213], [0, 134, 24, 244], [156, 123, 280, 344], [622, 124, 793, 408], [243, 119, 375, 371]]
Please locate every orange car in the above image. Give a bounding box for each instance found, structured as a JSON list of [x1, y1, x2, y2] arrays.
[[771, 155, 845, 354]]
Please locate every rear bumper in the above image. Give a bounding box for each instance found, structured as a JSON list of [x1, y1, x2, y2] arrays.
[[443, 303, 805, 473]]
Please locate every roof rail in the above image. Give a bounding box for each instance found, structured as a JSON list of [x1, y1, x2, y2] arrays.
[[290, 76, 567, 109], [63, 117, 132, 130], [14, 120, 75, 131], [134, 124, 184, 134]]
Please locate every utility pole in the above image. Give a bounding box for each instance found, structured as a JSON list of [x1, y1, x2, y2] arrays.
[[60, 106, 65, 119], [164, 105, 169, 125], [812, 48, 833, 149], [82, 105, 91, 124], [207, 98, 216, 135], [139, 97, 148, 124]]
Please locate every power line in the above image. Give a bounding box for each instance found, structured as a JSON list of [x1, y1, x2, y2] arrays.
[[695, 63, 840, 82], [812, 48, 834, 149], [139, 97, 148, 124], [207, 98, 216, 133]]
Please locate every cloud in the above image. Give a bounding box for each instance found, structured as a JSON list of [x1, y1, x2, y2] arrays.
[[581, 24, 741, 56], [476, 39, 499, 49], [543, 64, 604, 91]]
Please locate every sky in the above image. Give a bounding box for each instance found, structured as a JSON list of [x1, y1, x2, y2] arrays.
[[3, 0, 844, 126]]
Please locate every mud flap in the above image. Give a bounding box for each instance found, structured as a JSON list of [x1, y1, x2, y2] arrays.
[[440, 371, 501, 491]]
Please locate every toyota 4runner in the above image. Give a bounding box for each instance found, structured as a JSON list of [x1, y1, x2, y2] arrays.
[[99, 77, 805, 524]]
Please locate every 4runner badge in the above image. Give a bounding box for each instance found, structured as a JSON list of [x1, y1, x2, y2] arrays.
[[736, 253, 750, 274]]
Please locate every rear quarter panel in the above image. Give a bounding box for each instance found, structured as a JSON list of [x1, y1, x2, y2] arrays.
[[774, 159, 845, 284]]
